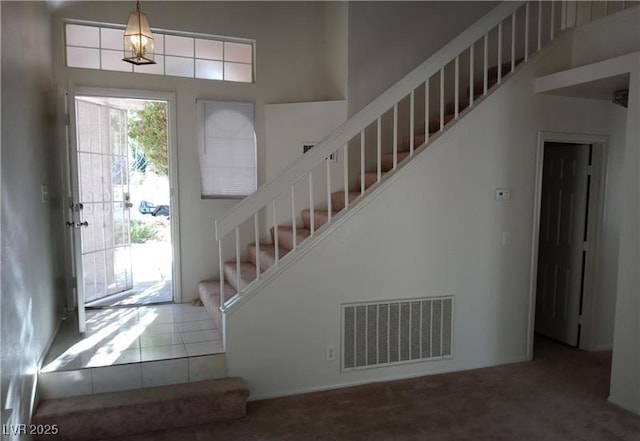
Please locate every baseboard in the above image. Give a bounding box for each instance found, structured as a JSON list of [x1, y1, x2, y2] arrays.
[[591, 343, 613, 351], [246, 355, 529, 402], [608, 395, 640, 416]]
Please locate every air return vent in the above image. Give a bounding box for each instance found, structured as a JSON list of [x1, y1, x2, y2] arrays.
[[342, 296, 454, 371]]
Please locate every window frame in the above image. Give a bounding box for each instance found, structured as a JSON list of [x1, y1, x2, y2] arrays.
[[197, 99, 258, 200], [63, 19, 255, 83]]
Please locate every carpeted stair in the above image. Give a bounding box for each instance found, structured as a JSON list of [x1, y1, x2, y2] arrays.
[[198, 59, 522, 313], [31, 377, 249, 440]]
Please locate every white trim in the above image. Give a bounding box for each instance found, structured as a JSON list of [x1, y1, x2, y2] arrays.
[[71, 86, 182, 304], [534, 52, 640, 95], [608, 396, 640, 415], [527, 131, 608, 359], [245, 354, 528, 402]]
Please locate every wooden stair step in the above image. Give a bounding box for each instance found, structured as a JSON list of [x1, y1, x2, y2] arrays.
[[247, 243, 289, 272], [223, 261, 258, 291], [331, 191, 361, 212], [32, 378, 249, 440], [270, 226, 311, 251], [301, 209, 331, 230]]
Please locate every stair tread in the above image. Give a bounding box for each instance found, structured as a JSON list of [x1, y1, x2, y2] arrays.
[[224, 261, 258, 290], [247, 243, 290, 271], [34, 377, 248, 416], [198, 280, 236, 319], [276, 225, 311, 235], [32, 378, 249, 440]]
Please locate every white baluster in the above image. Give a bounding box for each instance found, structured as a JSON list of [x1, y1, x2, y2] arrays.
[[410, 90, 415, 156], [343, 144, 349, 208], [538, 0, 543, 52], [360, 131, 366, 193], [470, 43, 475, 107], [550, 0, 555, 40], [308, 172, 314, 235], [272, 199, 279, 263], [425, 79, 430, 145], [291, 185, 296, 250], [393, 104, 398, 169], [439, 67, 445, 130], [326, 157, 332, 223], [511, 12, 516, 71], [483, 33, 489, 94], [498, 22, 503, 84], [454, 55, 460, 119], [377, 117, 382, 181], [219, 240, 225, 304], [525, 2, 530, 61], [235, 226, 241, 291], [254, 213, 260, 278]]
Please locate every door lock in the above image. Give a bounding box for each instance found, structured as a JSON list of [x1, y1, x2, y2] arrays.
[[65, 221, 89, 229], [70, 202, 84, 212]]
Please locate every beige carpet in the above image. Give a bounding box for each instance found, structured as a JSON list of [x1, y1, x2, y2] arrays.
[[101, 338, 640, 441]]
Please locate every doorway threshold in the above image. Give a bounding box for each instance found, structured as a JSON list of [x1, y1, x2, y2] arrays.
[[85, 279, 173, 308], [39, 304, 224, 399]]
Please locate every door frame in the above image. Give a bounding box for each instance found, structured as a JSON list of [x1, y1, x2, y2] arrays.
[[527, 131, 608, 357], [65, 86, 182, 318]]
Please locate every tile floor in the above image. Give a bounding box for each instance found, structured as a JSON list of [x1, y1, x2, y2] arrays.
[[41, 303, 223, 373]]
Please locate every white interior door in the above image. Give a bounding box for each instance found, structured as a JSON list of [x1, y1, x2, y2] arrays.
[[70, 98, 134, 313], [535, 143, 590, 346]]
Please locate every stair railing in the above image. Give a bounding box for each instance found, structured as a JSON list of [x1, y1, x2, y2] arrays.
[[214, 0, 630, 307]]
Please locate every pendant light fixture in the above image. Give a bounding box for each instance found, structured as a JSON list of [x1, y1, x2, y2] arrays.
[[122, 0, 156, 65]]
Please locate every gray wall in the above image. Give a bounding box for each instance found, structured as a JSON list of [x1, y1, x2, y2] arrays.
[[1, 0, 64, 429], [347, 1, 496, 115]]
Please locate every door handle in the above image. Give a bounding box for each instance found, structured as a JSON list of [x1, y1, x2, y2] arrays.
[[65, 221, 89, 229]]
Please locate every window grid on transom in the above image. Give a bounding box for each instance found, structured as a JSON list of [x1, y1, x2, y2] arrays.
[[64, 21, 254, 83]]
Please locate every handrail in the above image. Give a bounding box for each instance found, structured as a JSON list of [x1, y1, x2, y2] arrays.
[[215, 1, 525, 240]]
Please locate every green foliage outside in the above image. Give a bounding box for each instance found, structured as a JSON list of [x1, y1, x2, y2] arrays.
[[129, 219, 163, 243], [128, 102, 168, 176]]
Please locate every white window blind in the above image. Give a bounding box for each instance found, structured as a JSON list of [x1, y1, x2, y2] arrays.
[[197, 100, 257, 198]]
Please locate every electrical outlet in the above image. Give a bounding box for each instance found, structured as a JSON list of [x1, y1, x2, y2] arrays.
[[326, 345, 336, 361]]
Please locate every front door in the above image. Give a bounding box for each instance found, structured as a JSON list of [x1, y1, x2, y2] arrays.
[[535, 142, 590, 346], [69, 98, 134, 320]]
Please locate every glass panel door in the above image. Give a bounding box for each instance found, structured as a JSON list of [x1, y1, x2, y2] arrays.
[[75, 98, 133, 304]]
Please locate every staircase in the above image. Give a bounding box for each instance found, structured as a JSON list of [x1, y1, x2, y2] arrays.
[[200, 0, 634, 316], [199, 56, 523, 311]]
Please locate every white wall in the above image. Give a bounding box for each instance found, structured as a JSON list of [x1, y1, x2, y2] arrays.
[[346, 1, 496, 115], [569, 5, 640, 67], [591, 103, 627, 349], [264, 100, 347, 232], [50, 1, 347, 301], [609, 67, 640, 414], [226, 61, 621, 400], [1, 1, 65, 434]]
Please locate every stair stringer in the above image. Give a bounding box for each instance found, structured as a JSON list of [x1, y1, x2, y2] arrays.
[[224, 60, 554, 400]]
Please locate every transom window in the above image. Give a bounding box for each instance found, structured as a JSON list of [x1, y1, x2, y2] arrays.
[[64, 22, 254, 83]]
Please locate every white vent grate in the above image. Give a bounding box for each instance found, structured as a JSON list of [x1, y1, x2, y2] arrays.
[[342, 296, 454, 371]]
